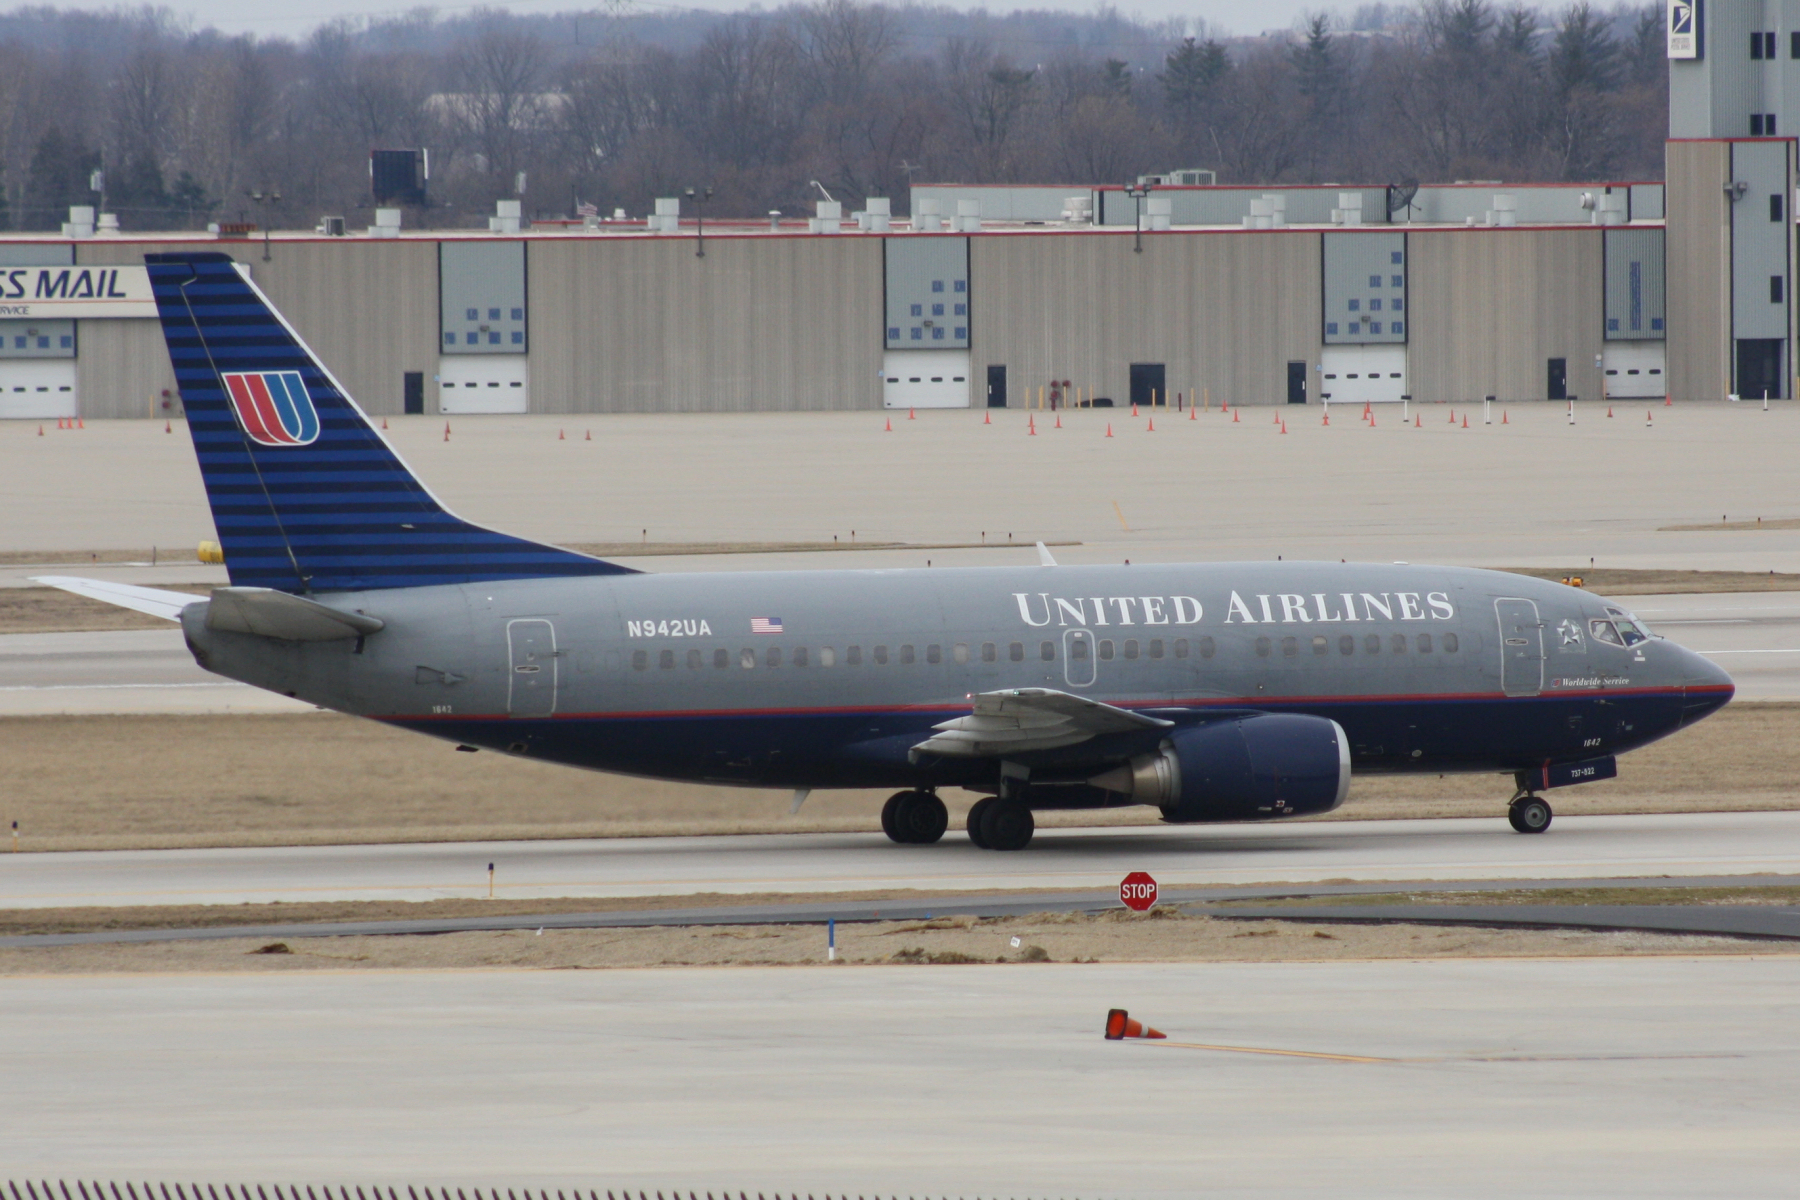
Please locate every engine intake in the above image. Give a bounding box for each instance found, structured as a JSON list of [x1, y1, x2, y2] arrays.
[[1089, 713, 1351, 822]]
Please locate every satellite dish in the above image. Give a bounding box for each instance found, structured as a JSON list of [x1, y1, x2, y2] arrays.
[[1386, 178, 1419, 215]]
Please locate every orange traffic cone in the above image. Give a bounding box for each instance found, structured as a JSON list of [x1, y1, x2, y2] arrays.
[[164, 420, 171, 433], [983, 410, 991, 425], [1502, 410, 1509, 424], [37, 424, 43, 436], [1104, 1009, 1166, 1040], [56, 418, 64, 429], [585, 430, 591, 441], [1146, 417, 1155, 432], [908, 407, 916, 421], [1105, 423, 1113, 438], [1363, 402, 1371, 419], [1279, 419, 1287, 434], [1188, 404, 1196, 421], [1322, 412, 1330, 426], [558, 428, 565, 440], [1028, 415, 1037, 436], [1274, 409, 1281, 424], [443, 421, 451, 441], [1232, 408, 1239, 423], [1647, 409, 1653, 426], [381, 417, 389, 430], [1462, 414, 1468, 429], [1414, 413, 1421, 427], [1131, 403, 1139, 417], [1221, 401, 1229, 414], [1606, 406, 1613, 418], [1449, 409, 1456, 424], [1054, 413, 1062, 429], [1664, 395, 1672, 406], [884, 417, 892, 432], [1370, 412, 1377, 427]]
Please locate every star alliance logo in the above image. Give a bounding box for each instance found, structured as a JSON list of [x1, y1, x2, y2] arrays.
[[1557, 618, 1584, 647]]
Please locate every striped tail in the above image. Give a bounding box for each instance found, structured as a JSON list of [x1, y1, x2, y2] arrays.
[[146, 252, 632, 593]]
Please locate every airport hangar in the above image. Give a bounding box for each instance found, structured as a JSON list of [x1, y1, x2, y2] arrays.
[[0, 4, 1790, 423]]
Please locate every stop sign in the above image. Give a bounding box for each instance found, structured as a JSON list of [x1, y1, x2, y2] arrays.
[[1120, 871, 1158, 911]]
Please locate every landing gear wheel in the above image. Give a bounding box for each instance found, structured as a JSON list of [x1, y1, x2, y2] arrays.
[[881, 791, 948, 844], [978, 798, 1035, 851], [965, 797, 995, 848], [1508, 796, 1553, 834]]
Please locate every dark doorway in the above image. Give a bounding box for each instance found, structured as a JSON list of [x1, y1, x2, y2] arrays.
[[1547, 358, 1567, 401], [1737, 339, 1785, 399], [1129, 363, 1166, 408], [1286, 361, 1308, 404], [403, 371, 425, 415], [986, 364, 1007, 408]]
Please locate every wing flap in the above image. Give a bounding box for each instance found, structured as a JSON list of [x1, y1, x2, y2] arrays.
[[30, 576, 203, 622], [205, 588, 385, 641], [912, 688, 1172, 758]]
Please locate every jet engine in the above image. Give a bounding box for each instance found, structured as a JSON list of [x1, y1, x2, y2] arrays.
[[1088, 713, 1351, 822]]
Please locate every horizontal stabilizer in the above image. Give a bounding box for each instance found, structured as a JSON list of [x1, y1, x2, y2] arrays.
[[205, 587, 385, 641], [30, 576, 201, 622], [912, 688, 1172, 758]]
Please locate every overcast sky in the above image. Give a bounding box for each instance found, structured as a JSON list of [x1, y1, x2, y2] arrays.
[[32, 0, 1331, 41]]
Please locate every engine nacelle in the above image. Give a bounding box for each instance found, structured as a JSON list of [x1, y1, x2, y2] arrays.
[[1089, 713, 1351, 822]]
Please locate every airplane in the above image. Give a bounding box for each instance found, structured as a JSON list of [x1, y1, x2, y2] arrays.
[[39, 252, 1735, 851]]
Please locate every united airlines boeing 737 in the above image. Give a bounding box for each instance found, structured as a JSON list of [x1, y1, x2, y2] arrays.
[[42, 253, 1734, 850]]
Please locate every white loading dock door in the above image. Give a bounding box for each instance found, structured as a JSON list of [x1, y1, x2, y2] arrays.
[[1319, 346, 1407, 406], [0, 360, 77, 419], [883, 350, 970, 409], [1602, 342, 1666, 399], [438, 355, 529, 414]]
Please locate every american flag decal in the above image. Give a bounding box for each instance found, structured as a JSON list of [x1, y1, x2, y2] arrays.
[[750, 617, 784, 634]]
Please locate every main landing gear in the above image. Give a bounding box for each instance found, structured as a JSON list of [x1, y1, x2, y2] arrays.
[[965, 796, 1035, 852], [1508, 794, 1553, 834], [881, 790, 948, 845]]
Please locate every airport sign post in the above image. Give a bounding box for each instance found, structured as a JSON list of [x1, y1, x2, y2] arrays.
[[1120, 871, 1158, 911]]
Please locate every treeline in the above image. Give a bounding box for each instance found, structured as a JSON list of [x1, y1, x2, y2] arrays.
[[0, 1, 1669, 231]]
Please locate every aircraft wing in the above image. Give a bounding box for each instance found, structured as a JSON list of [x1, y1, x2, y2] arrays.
[[31, 576, 202, 622], [912, 688, 1173, 757]]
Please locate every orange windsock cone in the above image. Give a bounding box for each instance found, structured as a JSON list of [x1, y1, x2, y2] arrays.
[[1105, 422, 1113, 438], [1104, 1009, 1166, 1040]]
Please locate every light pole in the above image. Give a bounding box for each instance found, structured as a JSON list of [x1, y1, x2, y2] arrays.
[[248, 187, 282, 261], [1124, 182, 1152, 254], [686, 186, 714, 258]]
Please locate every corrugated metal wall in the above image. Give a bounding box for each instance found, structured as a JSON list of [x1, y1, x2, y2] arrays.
[[73, 239, 439, 417], [969, 230, 1322, 409], [1603, 227, 1666, 340], [1407, 228, 1604, 403], [1664, 140, 1732, 402], [527, 235, 883, 413]]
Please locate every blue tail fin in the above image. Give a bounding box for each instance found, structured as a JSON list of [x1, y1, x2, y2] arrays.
[[147, 252, 632, 593]]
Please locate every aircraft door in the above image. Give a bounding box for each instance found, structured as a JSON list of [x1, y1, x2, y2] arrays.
[[1495, 599, 1544, 697], [1063, 628, 1096, 688], [507, 619, 559, 717]]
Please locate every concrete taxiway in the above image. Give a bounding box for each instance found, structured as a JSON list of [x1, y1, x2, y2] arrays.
[[2, 959, 1795, 1195], [4, 811, 1798, 909]]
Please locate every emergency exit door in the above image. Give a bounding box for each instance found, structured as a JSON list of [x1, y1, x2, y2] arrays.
[[1496, 599, 1544, 698], [506, 619, 558, 718]]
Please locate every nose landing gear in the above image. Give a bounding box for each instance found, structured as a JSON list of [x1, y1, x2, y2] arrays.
[[1507, 793, 1553, 834], [880, 789, 949, 844]]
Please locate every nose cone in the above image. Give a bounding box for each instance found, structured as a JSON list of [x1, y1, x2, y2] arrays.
[[1679, 646, 1735, 724]]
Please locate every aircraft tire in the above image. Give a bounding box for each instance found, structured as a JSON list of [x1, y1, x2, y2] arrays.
[[979, 798, 1035, 851], [1508, 796, 1553, 834], [880, 792, 910, 843], [902, 792, 949, 844], [966, 798, 995, 848]]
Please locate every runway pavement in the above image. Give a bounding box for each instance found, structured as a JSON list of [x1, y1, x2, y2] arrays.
[[2, 959, 1795, 1195], [4, 811, 1798, 909]]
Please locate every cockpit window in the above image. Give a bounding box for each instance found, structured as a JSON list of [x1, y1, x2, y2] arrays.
[[1589, 618, 1624, 646], [1614, 619, 1648, 646]]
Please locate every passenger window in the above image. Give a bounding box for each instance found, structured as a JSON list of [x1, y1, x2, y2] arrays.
[[1365, 634, 1381, 654], [1589, 620, 1623, 646], [1148, 639, 1164, 659], [926, 644, 941, 665], [1040, 641, 1056, 660], [1255, 637, 1272, 657], [1199, 637, 1216, 659], [874, 645, 889, 665], [1339, 635, 1354, 656], [953, 643, 969, 664], [1282, 637, 1298, 657], [1124, 639, 1139, 660], [847, 645, 862, 665], [659, 649, 675, 669], [1071, 639, 1091, 660], [741, 648, 755, 668], [1099, 640, 1115, 660], [1391, 634, 1407, 654], [1010, 642, 1024, 662], [632, 649, 647, 670], [901, 645, 916, 665], [1174, 638, 1189, 659], [713, 648, 729, 668], [1312, 635, 1328, 655], [687, 648, 702, 669], [981, 642, 997, 662], [820, 647, 835, 667], [765, 647, 781, 668], [1444, 633, 1459, 653], [794, 646, 809, 667], [1417, 634, 1432, 653]]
